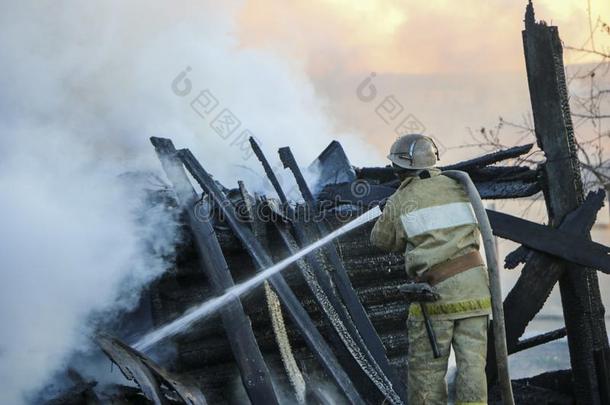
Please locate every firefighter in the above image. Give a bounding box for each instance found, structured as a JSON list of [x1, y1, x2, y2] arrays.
[[370, 134, 491, 405]]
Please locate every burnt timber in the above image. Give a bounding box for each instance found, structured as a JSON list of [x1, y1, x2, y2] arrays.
[[150, 137, 279, 404], [515, 2, 609, 403]]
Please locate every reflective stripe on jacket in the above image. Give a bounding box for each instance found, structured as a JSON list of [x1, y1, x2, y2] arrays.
[[370, 168, 491, 320]]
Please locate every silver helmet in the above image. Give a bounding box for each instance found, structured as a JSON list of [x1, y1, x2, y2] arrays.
[[387, 134, 439, 169]]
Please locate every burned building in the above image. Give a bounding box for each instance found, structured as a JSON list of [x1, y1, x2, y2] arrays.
[[45, 2, 610, 405]]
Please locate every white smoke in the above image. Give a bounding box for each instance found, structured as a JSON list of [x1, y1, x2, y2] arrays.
[[0, 0, 376, 403]]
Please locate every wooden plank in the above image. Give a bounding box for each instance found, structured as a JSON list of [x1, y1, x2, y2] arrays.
[[511, 328, 567, 355], [441, 143, 533, 171], [504, 245, 530, 270], [149, 137, 280, 405], [497, 188, 605, 364], [178, 147, 366, 405], [486, 208, 610, 273], [278, 146, 406, 403], [271, 216, 399, 403], [476, 180, 540, 199], [317, 177, 539, 207], [98, 334, 208, 405], [356, 143, 534, 184], [503, 189, 606, 269], [249, 138, 402, 401], [520, 2, 609, 402], [466, 166, 535, 182]]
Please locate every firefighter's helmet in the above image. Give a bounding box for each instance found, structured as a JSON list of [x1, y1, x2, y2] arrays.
[[387, 134, 439, 169]]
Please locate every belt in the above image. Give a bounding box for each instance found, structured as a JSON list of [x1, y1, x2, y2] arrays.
[[416, 251, 484, 286]]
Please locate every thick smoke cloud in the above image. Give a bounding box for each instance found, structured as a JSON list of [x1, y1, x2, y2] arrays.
[[0, 1, 377, 403]]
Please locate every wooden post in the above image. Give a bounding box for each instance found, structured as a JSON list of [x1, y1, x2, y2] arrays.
[[178, 147, 366, 405], [149, 137, 280, 404], [521, 2, 610, 403]]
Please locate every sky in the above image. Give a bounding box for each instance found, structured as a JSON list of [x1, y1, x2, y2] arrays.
[[239, 0, 610, 74], [237, 0, 610, 161]]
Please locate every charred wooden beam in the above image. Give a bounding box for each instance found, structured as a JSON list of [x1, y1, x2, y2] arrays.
[[467, 166, 536, 182], [270, 215, 395, 403], [317, 183, 395, 208], [486, 205, 610, 273], [317, 176, 539, 208], [441, 143, 534, 171], [356, 144, 535, 184], [97, 334, 207, 405], [309, 140, 357, 191], [511, 328, 567, 355], [475, 180, 540, 199], [499, 189, 607, 358], [355, 167, 397, 184], [98, 337, 163, 405], [178, 147, 365, 405], [250, 139, 402, 401], [503, 190, 606, 269], [489, 370, 574, 405], [384, 177, 540, 199], [240, 186, 306, 404], [149, 137, 279, 404], [278, 146, 407, 403], [504, 245, 531, 270], [361, 166, 538, 191], [520, 2, 610, 402], [249, 138, 288, 202]]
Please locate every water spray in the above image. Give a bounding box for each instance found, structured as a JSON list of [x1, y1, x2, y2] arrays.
[[133, 205, 382, 352]]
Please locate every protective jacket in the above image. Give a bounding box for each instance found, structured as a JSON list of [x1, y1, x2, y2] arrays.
[[370, 168, 491, 320]]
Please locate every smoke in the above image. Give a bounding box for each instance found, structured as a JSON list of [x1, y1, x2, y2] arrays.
[[0, 0, 377, 403]]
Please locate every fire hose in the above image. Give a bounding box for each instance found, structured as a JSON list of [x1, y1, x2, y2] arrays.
[[238, 183, 307, 404], [442, 170, 515, 405], [263, 282, 307, 403]]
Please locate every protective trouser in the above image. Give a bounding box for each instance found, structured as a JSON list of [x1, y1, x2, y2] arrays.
[[407, 315, 488, 405]]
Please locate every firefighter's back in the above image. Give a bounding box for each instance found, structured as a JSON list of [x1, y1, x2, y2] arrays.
[[397, 171, 491, 321]]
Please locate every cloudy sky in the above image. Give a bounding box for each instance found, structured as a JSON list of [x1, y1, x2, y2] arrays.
[[237, 0, 610, 160]]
